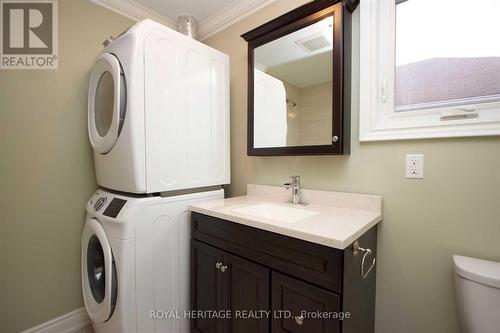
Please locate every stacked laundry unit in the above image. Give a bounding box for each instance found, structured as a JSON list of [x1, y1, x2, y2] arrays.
[[82, 19, 230, 333]]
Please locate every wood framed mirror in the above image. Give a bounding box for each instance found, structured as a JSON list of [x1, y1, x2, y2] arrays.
[[242, 0, 358, 156]]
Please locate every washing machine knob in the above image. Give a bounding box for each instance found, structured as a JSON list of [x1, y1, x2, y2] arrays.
[[94, 196, 107, 211], [103, 36, 114, 47]]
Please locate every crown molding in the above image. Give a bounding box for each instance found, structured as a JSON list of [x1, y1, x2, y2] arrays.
[[90, 0, 276, 41], [90, 0, 176, 29], [197, 0, 276, 40]]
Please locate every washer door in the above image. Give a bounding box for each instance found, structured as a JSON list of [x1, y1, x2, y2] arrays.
[[88, 53, 126, 154], [82, 218, 117, 323]]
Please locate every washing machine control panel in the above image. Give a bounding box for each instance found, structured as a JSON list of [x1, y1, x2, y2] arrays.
[[87, 190, 129, 220], [102, 198, 128, 218], [94, 196, 107, 211]]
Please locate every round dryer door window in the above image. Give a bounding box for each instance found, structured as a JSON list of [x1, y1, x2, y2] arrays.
[[88, 53, 126, 154], [82, 218, 117, 323], [94, 72, 115, 138]]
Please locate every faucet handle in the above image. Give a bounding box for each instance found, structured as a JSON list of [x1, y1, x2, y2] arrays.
[[285, 175, 300, 189]]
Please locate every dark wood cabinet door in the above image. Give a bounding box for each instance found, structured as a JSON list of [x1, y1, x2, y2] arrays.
[[223, 251, 270, 333], [271, 272, 340, 333], [191, 240, 226, 333]]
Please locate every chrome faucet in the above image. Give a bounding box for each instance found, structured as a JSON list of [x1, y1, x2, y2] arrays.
[[284, 175, 301, 204]]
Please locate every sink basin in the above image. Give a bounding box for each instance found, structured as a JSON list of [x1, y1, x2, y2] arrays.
[[232, 203, 319, 223]]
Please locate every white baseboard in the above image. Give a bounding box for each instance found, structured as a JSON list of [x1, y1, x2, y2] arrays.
[[21, 308, 90, 333]]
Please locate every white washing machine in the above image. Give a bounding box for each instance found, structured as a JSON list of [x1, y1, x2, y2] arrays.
[[82, 188, 224, 333], [88, 19, 230, 194]]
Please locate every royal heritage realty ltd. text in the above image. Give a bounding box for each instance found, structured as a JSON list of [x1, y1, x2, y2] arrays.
[[150, 310, 352, 320]]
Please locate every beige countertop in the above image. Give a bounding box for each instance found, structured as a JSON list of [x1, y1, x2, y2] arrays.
[[189, 184, 382, 250]]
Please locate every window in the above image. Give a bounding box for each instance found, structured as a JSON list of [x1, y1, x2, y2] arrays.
[[359, 0, 500, 141]]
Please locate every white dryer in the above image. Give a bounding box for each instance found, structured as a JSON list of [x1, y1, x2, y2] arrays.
[[82, 188, 224, 333], [88, 19, 230, 194]]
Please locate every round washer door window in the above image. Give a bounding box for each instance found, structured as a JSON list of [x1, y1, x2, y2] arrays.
[[87, 234, 106, 303], [88, 53, 126, 154], [81, 218, 117, 323]]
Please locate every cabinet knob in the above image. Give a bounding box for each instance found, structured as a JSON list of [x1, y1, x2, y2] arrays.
[[294, 315, 304, 325], [220, 265, 228, 273], [215, 262, 222, 270]]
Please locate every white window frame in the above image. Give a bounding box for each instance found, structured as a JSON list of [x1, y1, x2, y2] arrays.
[[359, 0, 500, 141]]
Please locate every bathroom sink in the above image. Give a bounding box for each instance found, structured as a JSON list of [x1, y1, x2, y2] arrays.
[[232, 203, 319, 223]]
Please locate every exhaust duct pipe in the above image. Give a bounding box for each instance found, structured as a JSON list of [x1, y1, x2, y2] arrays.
[[177, 15, 198, 40]]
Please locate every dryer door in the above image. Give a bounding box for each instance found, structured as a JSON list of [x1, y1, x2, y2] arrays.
[[88, 53, 126, 154], [82, 218, 117, 323]]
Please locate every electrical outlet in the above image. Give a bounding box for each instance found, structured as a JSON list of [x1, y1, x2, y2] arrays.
[[406, 154, 424, 179]]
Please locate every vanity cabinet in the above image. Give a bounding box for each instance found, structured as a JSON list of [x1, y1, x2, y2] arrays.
[[190, 212, 377, 333], [191, 240, 270, 333], [272, 272, 340, 333]]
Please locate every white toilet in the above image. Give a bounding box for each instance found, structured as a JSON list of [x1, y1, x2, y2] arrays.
[[453, 255, 500, 333]]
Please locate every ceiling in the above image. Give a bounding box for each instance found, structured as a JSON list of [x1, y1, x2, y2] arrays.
[[134, 0, 234, 22], [255, 16, 334, 87], [254, 16, 333, 68], [266, 51, 333, 88], [91, 0, 276, 40]]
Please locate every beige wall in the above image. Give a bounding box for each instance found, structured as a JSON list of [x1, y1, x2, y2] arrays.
[[0, 1, 133, 332], [204, 1, 500, 332]]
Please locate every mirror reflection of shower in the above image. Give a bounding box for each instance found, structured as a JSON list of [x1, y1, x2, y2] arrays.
[[253, 15, 334, 148], [286, 98, 297, 107], [287, 97, 297, 120]]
